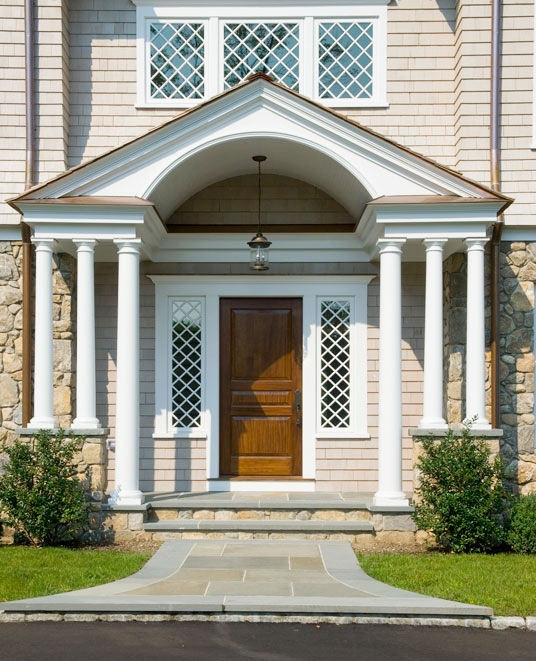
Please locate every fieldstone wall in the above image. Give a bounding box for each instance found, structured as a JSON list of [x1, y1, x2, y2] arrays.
[[443, 251, 493, 425], [2, 430, 109, 543], [0, 244, 75, 442], [443, 252, 466, 424], [499, 241, 536, 494], [75, 435, 109, 542], [0, 241, 23, 444], [442, 243, 536, 494], [52, 253, 75, 428]]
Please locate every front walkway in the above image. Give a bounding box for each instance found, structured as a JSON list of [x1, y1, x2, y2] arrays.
[[1, 540, 491, 623]]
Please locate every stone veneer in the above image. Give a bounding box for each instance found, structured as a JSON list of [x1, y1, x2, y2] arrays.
[[52, 253, 75, 428], [0, 241, 23, 444], [499, 242, 536, 494], [442, 242, 536, 494], [0, 244, 75, 443]]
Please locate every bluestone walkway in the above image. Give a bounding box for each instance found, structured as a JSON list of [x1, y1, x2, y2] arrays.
[[1, 540, 492, 620]]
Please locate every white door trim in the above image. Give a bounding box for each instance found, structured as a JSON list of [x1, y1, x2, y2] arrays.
[[149, 275, 372, 487]]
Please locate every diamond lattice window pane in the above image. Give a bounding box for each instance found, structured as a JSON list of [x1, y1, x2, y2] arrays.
[[318, 22, 373, 99], [223, 23, 300, 89], [171, 300, 202, 428], [150, 22, 205, 99], [320, 300, 351, 428]]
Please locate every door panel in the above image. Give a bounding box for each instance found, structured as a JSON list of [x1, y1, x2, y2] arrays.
[[220, 298, 302, 477]]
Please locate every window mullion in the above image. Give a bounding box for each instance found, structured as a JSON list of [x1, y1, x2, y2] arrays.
[[302, 16, 314, 98], [206, 16, 219, 98]]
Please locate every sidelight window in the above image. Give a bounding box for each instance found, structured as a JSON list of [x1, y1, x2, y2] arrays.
[[170, 298, 203, 430]]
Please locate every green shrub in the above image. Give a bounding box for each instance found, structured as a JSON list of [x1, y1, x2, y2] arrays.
[[412, 422, 509, 553], [507, 495, 536, 554], [0, 429, 89, 546]]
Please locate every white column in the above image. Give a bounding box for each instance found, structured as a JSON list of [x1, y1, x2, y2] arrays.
[[374, 239, 409, 506], [29, 239, 56, 429], [112, 239, 143, 505], [72, 240, 101, 430], [420, 239, 448, 429], [465, 238, 491, 429]]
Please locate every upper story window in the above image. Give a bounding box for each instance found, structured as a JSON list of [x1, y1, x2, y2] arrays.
[[134, 1, 389, 109]]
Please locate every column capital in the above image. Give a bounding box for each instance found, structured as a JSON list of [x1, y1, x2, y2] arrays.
[[377, 238, 406, 254], [423, 238, 448, 250], [31, 238, 56, 251], [113, 238, 142, 254], [73, 239, 97, 250], [465, 237, 489, 251]]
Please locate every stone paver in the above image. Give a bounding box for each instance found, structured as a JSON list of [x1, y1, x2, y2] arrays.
[[0, 540, 493, 619]]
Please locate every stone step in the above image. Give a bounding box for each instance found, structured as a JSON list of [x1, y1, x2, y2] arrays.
[[143, 519, 374, 537], [149, 507, 372, 523], [145, 493, 374, 511]]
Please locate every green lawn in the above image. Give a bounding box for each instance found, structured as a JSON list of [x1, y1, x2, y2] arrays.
[[0, 546, 151, 602], [358, 552, 536, 617]]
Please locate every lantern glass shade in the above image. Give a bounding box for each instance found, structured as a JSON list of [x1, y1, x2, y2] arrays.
[[248, 232, 271, 271]]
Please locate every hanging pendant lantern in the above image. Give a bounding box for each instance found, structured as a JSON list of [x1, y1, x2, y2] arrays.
[[247, 155, 271, 271]]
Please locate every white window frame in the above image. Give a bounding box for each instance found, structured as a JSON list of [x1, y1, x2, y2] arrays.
[[149, 275, 372, 480], [134, 1, 389, 109], [316, 296, 360, 437]]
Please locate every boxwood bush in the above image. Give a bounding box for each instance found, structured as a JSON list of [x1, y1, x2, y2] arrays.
[[0, 429, 89, 546], [507, 495, 536, 554], [412, 422, 509, 553]]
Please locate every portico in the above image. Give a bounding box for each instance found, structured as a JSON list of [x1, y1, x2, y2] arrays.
[[9, 75, 509, 506]]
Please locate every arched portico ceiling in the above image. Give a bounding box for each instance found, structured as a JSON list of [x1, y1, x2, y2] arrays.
[[149, 136, 371, 223], [167, 171, 357, 233]]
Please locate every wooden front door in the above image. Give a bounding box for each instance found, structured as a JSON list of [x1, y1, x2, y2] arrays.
[[220, 298, 302, 477]]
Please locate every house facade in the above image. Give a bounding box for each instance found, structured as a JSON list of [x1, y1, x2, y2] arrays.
[[1, 0, 535, 511]]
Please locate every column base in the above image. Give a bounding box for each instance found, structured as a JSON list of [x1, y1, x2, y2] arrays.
[[110, 489, 145, 506], [27, 417, 57, 430], [418, 417, 448, 430], [72, 417, 102, 431], [464, 416, 491, 430], [373, 491, 409, 507]]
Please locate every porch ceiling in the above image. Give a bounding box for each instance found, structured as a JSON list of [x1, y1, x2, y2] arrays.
[[149, 136, 371, 224]]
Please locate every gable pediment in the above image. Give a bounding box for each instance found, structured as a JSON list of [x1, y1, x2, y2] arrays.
[[11, 74, 510, 256], [10, 74, 508, 230]]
